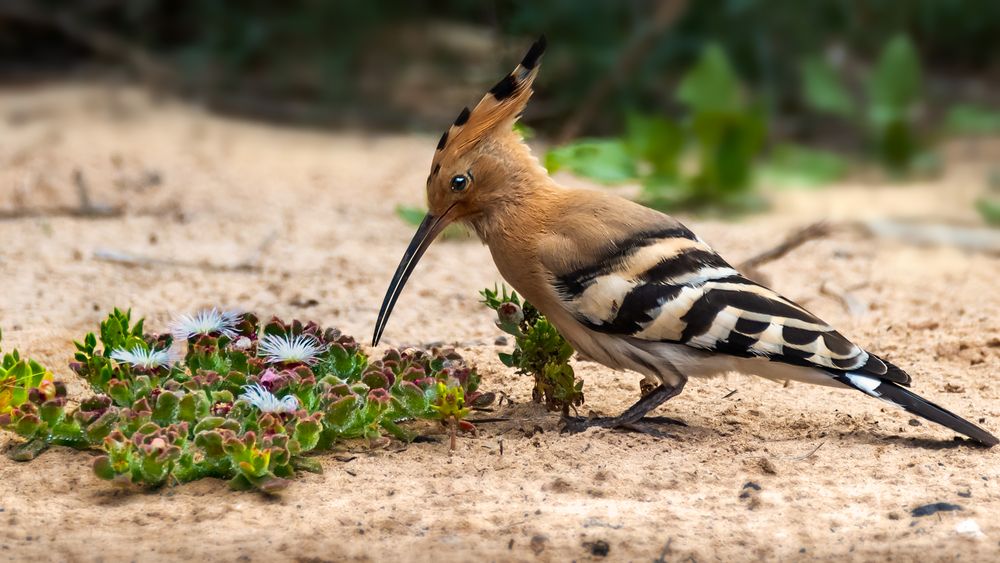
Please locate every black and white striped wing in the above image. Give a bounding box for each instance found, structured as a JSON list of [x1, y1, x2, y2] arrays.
[[551, 225, 908, 384]]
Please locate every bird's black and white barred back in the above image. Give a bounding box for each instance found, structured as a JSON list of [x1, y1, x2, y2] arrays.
[[552, 222, 910, 385]]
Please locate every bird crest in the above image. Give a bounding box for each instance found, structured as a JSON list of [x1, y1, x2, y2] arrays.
[[429, 35, 546, 177]]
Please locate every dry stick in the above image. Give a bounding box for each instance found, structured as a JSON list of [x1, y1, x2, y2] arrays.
[[466, 417, 511, 424], [94, 230, 278, 272], [736, 221, 833, 283], [785, 441, 825, 462], [853, 219, 1000, 255], [449, 416, 458, 452], [0, 170, 124, 220], [555, 0, 689, 144], [1, 169, 179, 221], [819, 279, 868, 318]]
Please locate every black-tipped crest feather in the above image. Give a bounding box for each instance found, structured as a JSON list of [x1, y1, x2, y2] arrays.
[[489, 74, 518, 100], [520, 35, 547, 69]]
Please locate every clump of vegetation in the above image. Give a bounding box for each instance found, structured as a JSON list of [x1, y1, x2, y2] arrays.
[[546, 43, 766, 213], [0, 309, 485, 493], [481, 286, 582, 415]]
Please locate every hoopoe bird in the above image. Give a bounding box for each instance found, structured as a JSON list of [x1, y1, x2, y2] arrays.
[[373, 36, 997, 447]]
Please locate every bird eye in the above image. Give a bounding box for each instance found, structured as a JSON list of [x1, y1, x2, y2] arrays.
[[450, 175, 468, 192]]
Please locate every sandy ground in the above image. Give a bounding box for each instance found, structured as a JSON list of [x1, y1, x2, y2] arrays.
[[1, 84, 999, 562]]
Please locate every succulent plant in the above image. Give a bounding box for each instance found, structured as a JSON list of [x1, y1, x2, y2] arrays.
[[482, 285, 584, 414], [2, 310, 487, 494], [0, 346, 55, 415]]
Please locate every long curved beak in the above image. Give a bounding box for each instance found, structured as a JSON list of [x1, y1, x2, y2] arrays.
[[372, 210, 454, 346]]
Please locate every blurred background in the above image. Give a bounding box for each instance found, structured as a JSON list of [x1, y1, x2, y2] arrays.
[[2, 0, 999, 220]]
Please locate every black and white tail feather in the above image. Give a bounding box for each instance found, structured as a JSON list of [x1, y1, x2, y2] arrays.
[[548, 219, 998, 446], [833, 370, 998, 446]]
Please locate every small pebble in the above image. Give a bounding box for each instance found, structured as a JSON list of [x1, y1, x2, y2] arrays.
[[955, 519, 984, 539]]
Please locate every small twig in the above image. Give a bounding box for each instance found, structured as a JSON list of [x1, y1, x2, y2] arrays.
[[738, 221, 833, 282], [854, 219, 1000, 255], [0, 169, 179, 221], [449, 416, 458, 452], [819, 280, 868, 317], [232, 230, 278, 271], [0, 170, 122, 220], [721, 389, 738, 400], [466, 417, 511, 424], [653, 538, 674, 563], [93, 231, 277, 272], [785, 441, 825, 461]]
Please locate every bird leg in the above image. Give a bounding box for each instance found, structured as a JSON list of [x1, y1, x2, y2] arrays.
[[561, 382, 686, 435]]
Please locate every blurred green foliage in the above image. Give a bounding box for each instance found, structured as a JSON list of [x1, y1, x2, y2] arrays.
[[759, 145, 850, 188], [977, 198, 1000, 226], [547, 44, 767, 212], [395, 205, 470, 240], [801, 34, 931, 173], [945, 105, 1000, 135], [9, 0, 1000, 135], [14, 0, 1000, 217]]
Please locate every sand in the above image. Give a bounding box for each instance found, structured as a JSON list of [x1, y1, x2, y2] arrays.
[[0, 84, 998, 562]]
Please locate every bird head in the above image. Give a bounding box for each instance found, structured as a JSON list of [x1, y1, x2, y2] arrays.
[[372, 36, 547, 346]]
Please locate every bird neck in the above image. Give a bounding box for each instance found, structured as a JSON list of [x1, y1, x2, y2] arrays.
[[465, 146, 561, 248]]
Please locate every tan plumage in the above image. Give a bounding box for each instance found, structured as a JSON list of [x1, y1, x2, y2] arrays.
[[373, 36, 997, 447]]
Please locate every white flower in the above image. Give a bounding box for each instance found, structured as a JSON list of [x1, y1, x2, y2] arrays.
[[110, 346, 174, 369], [257, 333, 326, 365], [169, 308, 241, 342], [239, 384, 299, 414]]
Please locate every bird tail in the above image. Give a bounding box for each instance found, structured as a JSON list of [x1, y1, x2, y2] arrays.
[[833, 372, 998, 447]]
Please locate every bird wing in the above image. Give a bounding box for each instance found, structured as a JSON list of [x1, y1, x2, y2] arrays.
[[543, 222, 909, 385]]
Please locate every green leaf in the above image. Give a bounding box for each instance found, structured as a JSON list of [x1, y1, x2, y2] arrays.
[[545, 139, 638, 185], [152, 391, 181, 425], [800, 56, 855, 118], [676, 44, 743, 114], [394, 205, 469, 240], [760, 144, 850, 188], [976, 198, 1000, 227], [945, 104, 1000, 135], [9, 438, 48, 461], [93, 456, 117, 480], [625, 114, 683, 178], [395, 205, 425, 226], [290, 456, 323, 474], [690, 111, 766, 196], [868, 34, 922, 127]]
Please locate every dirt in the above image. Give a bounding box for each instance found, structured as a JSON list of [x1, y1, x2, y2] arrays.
[[1, 84, 998, 562]]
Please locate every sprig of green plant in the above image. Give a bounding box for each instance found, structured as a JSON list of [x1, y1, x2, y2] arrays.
[[481, 285, 583, 415], [2, 310, 488, 494]]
